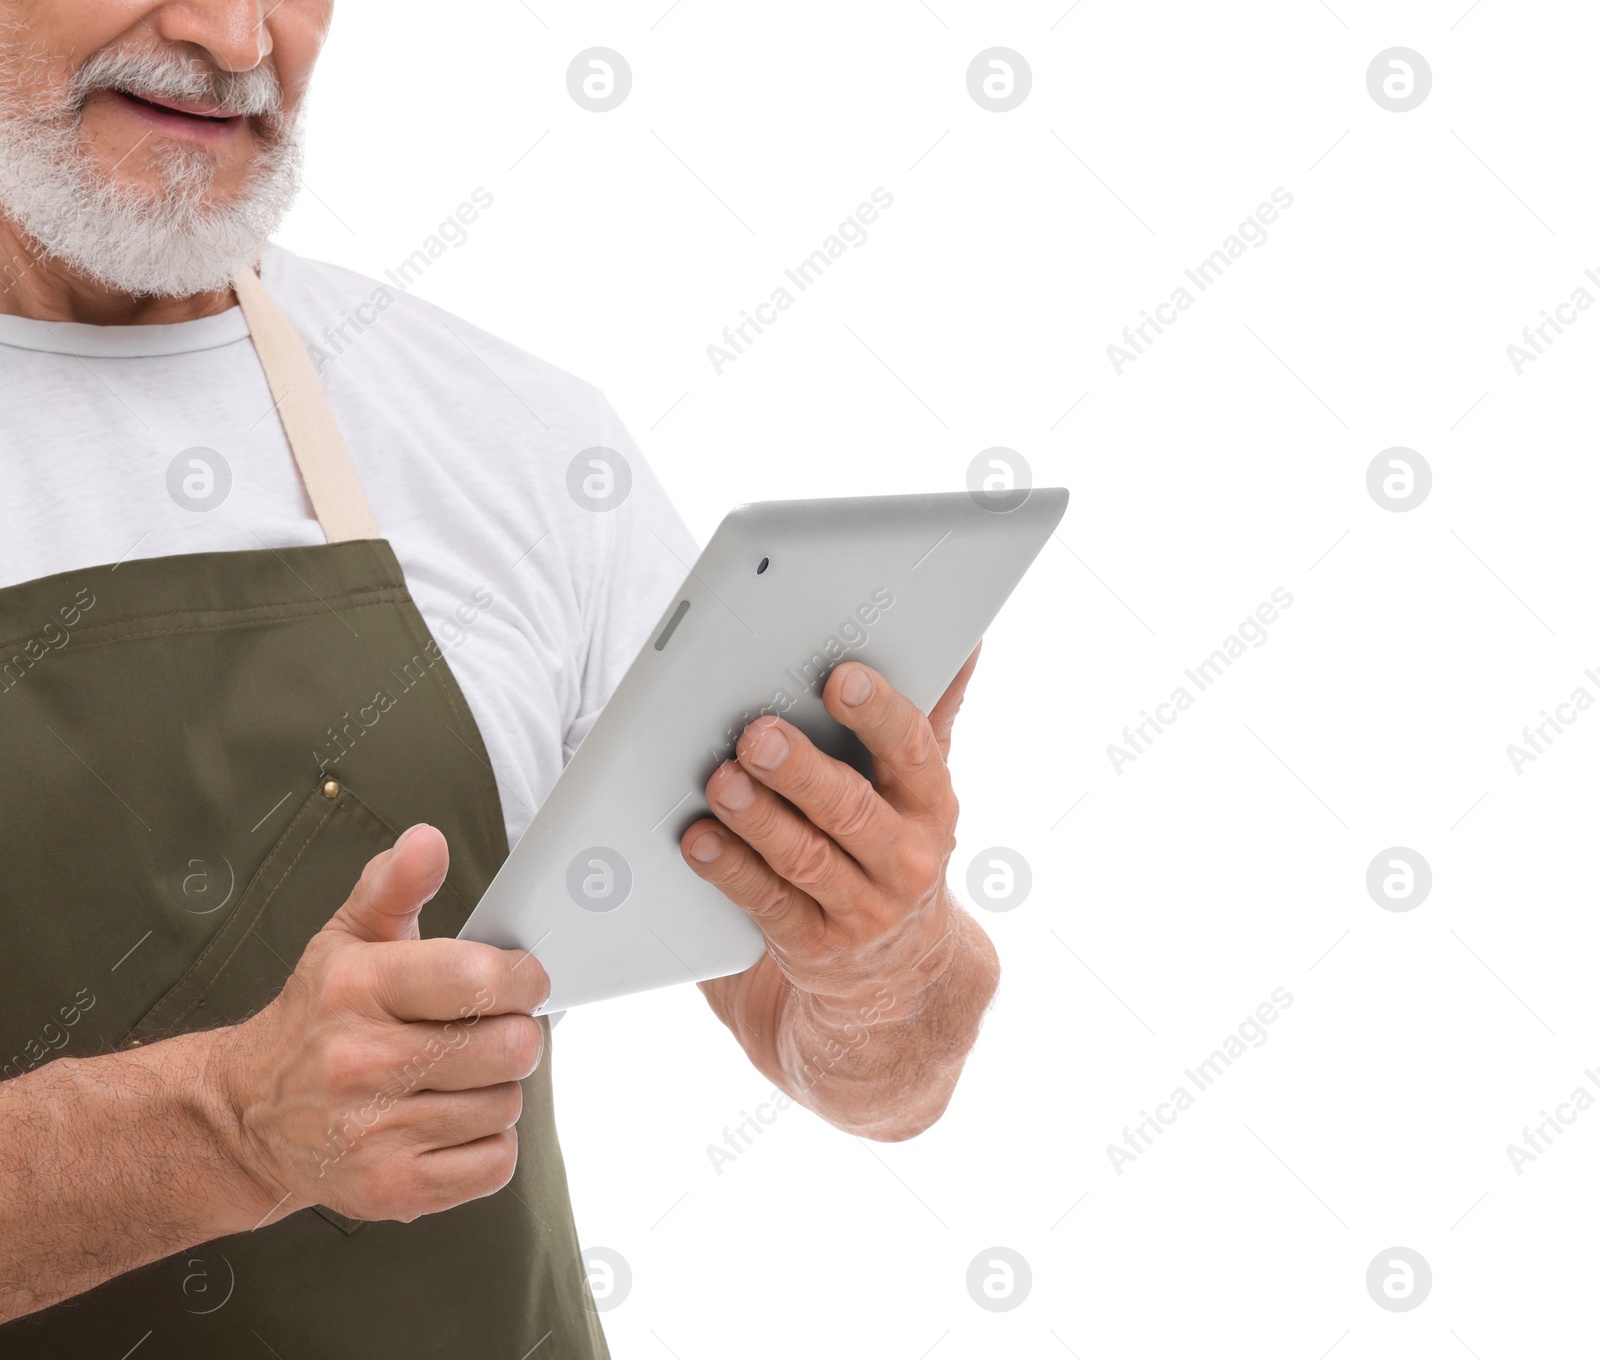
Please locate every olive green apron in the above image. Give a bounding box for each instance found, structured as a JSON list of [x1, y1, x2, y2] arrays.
[[0, 267, 609, 1358]]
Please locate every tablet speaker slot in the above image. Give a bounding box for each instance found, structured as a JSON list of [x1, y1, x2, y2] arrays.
[[654, 599, 691, 651]]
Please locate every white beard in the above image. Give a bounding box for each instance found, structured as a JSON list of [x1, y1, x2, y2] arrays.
[[0, 41, 305, 299]]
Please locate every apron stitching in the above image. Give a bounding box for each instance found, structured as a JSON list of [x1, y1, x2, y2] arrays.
[[131, 789, 335, 1037], [166, 792, 358, 1030], [173, 788, 465, 1031], [0, 582, 406, 652], [322, 789, 469, 917], [390, 599, 512, 863], [0, 597, 409, 660]]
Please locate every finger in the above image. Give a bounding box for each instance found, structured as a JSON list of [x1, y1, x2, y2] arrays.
[[413, 1129, 519, 1210], [680, 817, 826, 948], [362, 938, 550, 1022], [373, 1013, 545, 1094], [708, 740, 890, 886], [702, 759, 875, 905], [391, 1082, 526, 1150], [819, 666, 957, 827], [328, 823, 449, 944], [736, 716, 914, 863], [928, 642, 982, 758]]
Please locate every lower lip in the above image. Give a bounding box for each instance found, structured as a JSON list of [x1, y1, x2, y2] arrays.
[[104, 89, 245, 144]]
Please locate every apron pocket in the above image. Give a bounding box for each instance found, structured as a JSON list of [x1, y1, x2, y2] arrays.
[[124, 776, 402, 1237]]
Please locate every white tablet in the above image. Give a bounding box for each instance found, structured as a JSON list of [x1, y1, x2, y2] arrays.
[[458, 488, 1068, 1013]]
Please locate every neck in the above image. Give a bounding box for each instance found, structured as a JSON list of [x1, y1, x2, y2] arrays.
[[0, 214, 235, 325]]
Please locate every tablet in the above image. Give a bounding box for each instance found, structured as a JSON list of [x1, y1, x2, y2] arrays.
[[458, 488, 1068, 1013]]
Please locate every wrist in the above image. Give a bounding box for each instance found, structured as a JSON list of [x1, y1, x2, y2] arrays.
[[183, 1022, 288, 1231]]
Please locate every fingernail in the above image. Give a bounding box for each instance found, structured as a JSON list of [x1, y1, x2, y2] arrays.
[[840, 667, 873, 706], [690, 831, 724, 862], [717, 769, 757, 811], [395, 824, 424, 851], [747, 725, 789, 770]]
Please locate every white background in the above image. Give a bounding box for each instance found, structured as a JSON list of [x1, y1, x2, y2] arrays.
[[281, 1, 1600, 1355]]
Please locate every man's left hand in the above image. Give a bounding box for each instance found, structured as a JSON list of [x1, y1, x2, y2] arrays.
[[679, 646, 1000, 1138]]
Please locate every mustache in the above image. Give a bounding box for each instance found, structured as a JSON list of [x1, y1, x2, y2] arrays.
[[69, 44, 283, 119]]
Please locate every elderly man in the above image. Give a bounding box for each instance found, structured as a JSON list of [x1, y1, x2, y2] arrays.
[[0, 3, 1000, 1355]]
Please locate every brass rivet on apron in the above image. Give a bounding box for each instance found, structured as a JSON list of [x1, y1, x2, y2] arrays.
[[321, 778, 341, 799]]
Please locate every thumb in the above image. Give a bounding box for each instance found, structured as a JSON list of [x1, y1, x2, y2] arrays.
[[327, 823, 449, 943]]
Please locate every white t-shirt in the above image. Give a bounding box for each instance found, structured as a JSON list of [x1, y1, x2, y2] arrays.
[[0, 244, 698, 850]]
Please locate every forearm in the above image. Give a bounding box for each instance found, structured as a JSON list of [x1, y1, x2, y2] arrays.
[[0, 1029, 271, 1323], [705, 902, 1001, 1140]]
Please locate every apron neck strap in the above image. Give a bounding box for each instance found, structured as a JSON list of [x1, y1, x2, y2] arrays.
[[230, 263, 379, 544]]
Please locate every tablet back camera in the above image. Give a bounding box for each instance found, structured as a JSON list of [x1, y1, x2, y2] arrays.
[[756, 556, 769, 574]]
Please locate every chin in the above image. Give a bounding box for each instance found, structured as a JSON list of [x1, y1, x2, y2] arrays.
[[0, 119, 304, 298]]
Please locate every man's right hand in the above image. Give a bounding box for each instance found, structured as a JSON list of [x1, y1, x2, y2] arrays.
[[209, 823, 548, 1226]]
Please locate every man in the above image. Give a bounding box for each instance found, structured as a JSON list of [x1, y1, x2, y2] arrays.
[[0, 3, 1000, 1355]]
